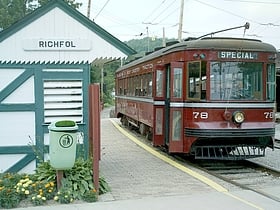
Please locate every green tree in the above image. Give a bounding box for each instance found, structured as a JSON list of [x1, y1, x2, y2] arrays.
[[0, 0, 82, 30], [125, 37, 176, 55], [38, 0, 82, 8], [0, 0, 32, 29], [90, 60, 121, 106]]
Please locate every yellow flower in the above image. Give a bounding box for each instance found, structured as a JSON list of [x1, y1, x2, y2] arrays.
[[50, 182, 54, 187], [25, 190, 30, 195], [37, 194, 42, 199], [23, 183, 28, 188], [45, 183, 50, 188], [54, 196, 59, 201], [42, 197, 46, 201]]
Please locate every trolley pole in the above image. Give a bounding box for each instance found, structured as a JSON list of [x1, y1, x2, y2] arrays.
[[178, 0, 184, 42]]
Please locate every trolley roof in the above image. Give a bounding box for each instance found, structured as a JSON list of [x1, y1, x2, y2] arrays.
[[117, 37, 277, 72]]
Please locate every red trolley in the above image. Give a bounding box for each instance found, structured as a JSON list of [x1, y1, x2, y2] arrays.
[[115, 36, 277, 160]]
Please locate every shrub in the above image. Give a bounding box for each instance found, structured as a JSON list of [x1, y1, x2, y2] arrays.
[[53, 189, 74, 204], [81, 189, 98, 202], [0, 158, 109, 208]]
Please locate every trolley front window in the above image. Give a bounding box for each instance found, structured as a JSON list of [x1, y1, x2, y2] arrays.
[[210, 62, 263, 100], [187, 61, 206, 100]]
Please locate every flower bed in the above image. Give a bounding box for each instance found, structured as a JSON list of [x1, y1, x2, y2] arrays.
[[0, 158, 110, 209]]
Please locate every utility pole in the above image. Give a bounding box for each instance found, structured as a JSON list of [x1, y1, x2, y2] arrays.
[[178, 0, 184, 42], [146, 27, 150, 52], [87, 0, 92, 18]]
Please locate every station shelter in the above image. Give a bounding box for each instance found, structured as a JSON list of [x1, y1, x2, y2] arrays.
[[0, 0, 136, 173]]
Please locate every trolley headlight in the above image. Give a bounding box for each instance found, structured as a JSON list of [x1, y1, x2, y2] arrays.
[[232, 111, 245, 124]]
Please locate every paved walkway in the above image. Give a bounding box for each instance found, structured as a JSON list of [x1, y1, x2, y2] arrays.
[[99, 119, 215, 201]]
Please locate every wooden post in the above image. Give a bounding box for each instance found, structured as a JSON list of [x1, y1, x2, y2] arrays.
[[88, 84, 100, 195], [56, 170, 63, 190]]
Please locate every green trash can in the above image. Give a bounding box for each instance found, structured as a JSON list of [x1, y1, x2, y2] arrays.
[[48, 120, 78, 170]]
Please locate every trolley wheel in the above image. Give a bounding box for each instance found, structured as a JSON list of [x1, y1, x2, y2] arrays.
[[120, 116, 128, 126], [139, 123, 148, 135]]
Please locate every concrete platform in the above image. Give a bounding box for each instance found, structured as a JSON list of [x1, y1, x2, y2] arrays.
[[15, 118, 280, 210]]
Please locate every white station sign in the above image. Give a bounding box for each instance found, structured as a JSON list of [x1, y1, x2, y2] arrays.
[[22, 39, 92, 51]]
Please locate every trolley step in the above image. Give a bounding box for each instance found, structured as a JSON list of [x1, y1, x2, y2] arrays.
[[194, 145, 266, 160]]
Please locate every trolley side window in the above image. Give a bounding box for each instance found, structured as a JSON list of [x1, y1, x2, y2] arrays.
[[118, 78, 124, 95], [172, 67, 182, 98], [147, 73, 153, 97], [267, 63, 276, 101], [171, 110, 182, 141], [156, 70, 164, 97], [187, 61, 206, 100], [138, 73, 153, 97]]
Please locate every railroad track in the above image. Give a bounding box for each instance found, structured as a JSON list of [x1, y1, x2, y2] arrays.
[[177, 158, 280, 203], [275, 139, 280, 149]]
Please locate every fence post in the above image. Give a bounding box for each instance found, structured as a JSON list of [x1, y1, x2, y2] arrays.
[[88, 84, 100, 195]]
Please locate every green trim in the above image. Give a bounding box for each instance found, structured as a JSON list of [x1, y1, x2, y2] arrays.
[[0, 69, 34, 102], [6, 154, 36, 173], [0, 146, 33, 154], [34, 66, 44, 164], [81, 64, 90, 158], [43, 71, 83, 79], [0, 146, 35, 173], [0, 104, 35, 111], [0, 0, 136, 56]]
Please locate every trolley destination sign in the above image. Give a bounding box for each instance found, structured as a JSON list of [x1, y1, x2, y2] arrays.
[[218, 51, 258, 60]]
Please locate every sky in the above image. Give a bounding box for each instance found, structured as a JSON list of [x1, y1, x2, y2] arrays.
[[77, 0, 280, 50]]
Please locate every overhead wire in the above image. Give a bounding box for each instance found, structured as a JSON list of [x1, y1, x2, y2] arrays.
[[191, 0, 280, 46], [156, 6, 180, 25], [149, 0, 178, 24], [193, 0, 261, 25], [143, 0, 168, 23], [224, 0, 280, 4], [94, 0, 111, 20]]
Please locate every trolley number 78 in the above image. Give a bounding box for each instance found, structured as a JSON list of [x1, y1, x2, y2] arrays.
[[193, 112, 208, 119], [264, 112, 274, 119]]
